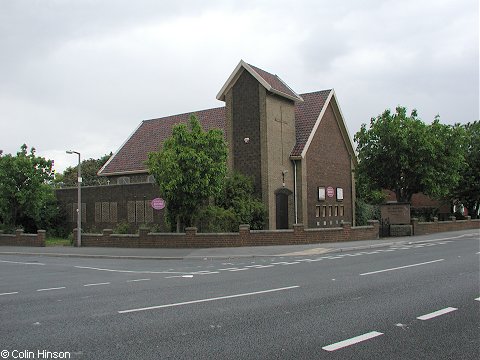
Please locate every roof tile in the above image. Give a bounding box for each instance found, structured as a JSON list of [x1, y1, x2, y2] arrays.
[[99, 91, 331, 176]]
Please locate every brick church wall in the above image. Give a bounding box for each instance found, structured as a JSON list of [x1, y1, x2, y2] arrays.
[[55, 183, 166, 233], [305, 103, 354, 228], [230, 70, 263, 198]]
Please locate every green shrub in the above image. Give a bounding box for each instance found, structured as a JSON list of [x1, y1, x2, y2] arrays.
[[196, 206, 238, 233], [114, 221, 130, 234], [355, 199, 380, 226]]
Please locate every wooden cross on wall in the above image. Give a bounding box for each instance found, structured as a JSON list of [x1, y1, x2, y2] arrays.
[[274, 106, 288, 164]]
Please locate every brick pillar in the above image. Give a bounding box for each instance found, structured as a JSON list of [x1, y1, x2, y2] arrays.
[[103, 229, 113, 236], [367, 220, 380, 239], [341, 221, 351, 241], [239, 224, 250, 246], [185, 227, 197, 247], [15, 229, 24, 241], [37, 230, 46, 247], [293, 223, 306, 244]]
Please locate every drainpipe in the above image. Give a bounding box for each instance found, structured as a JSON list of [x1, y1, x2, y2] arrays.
[[293, 160, 298, 224]]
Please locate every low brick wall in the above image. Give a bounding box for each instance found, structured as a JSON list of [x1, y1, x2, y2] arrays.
[[412, 216, 480, 236], [0, 229, 46, 247], [78, 221, 380, 248]]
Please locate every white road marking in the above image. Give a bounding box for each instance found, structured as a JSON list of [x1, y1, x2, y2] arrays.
[[218, 268, 242, 271], [359, 259, 444, 276], [0, 292, 19, 296], [164, 274, 194, 279], [227, 268, 249, 271], [417, 307, 457, 320], [475, 297, 480, 301], [126, 278, 151, 282], [0, 260, 45, 265], [83, 282, 111, 287], [36, 287, 66, 292], [322, 331, 384, 352], [118, 285, 300, 314], [271, 261, 300, 265], [74, 265, 186, 275]]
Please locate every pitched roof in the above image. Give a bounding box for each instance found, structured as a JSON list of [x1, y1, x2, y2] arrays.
[[98, 90, 335, 176], [217, 60, 303, 102], [98, 107, 226, 176], [291, 90, 332, 157]]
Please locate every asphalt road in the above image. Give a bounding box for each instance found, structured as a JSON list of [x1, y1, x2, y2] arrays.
[[0, 232, 479, 359]]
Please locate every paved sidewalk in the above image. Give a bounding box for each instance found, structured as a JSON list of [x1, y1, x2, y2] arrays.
[[0, 229, 477, 260]]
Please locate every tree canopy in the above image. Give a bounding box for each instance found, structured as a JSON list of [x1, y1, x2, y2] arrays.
[[354, 106, 465, 203], [147, 115, 228, 230], [57, 153, 111, 187], [0, 144, 65, 233], [452, 121, 480, 218]]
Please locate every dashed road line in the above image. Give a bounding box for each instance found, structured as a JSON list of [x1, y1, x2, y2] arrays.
[[83, 282, 111, 287], [475, 297, 480, 302], [0, 260, 45, 266], [322, 331, 384, 352], [417, 307, 458, 320], [0, 292, 19, 296], [36, 287, 66, 292], [126, 278, 151, 282]]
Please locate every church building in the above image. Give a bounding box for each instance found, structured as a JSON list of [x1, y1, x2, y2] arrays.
[[59, 60, 357, 231]]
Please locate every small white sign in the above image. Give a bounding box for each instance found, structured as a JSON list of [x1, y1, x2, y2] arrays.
[[336, 188, 344, 201], [318, 187, 326, 201]]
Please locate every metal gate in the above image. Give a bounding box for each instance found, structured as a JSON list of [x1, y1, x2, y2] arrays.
[[380, 217, 390, 237]]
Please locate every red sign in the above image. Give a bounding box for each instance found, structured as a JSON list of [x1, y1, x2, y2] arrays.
[[151, 198, 165, 210], [326, 186, 335, 198]]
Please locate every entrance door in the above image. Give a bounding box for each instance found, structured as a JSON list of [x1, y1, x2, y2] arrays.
[[276, 192, 289, 229]]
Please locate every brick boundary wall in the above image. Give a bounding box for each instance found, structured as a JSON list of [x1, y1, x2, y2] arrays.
[[77, 220, 380, 248], [0, 229, 46, 247], [412, 216, 480, 236]]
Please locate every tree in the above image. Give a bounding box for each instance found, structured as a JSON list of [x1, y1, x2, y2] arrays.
[[147, 115, 228, 230], [214, 172, 267, 230], [0, 144, 62, 233], [452, 121, 480, 218], [354, 106, 465, 203], [59, 153, 111, 187]]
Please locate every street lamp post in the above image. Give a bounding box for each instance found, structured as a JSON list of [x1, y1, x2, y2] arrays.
[[66, 150, 81, 247]]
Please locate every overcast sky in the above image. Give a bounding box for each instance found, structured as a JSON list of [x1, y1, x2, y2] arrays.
[[1, 0, 478, 173]]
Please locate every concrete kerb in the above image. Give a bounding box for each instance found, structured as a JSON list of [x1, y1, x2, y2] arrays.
[[0, 251, 185, 261], [0, 231, 476, 260]]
